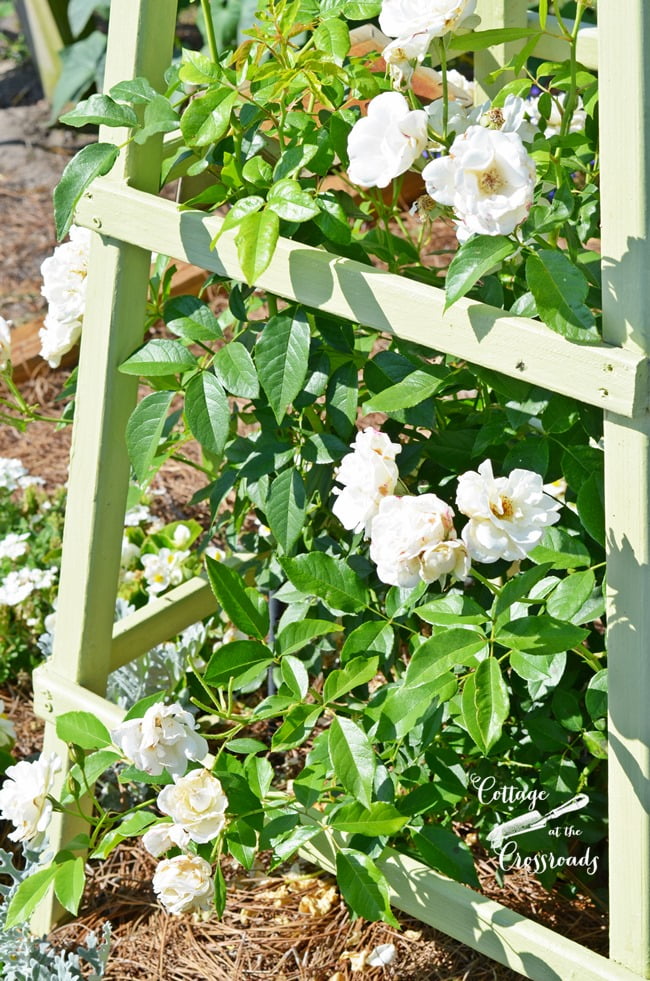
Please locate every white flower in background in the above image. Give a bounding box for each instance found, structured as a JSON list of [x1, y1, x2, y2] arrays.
[[383, 32, 433, 88], [39, 224, 92, 369], [172, 524, 192, 548], [422, 125, 536, 242], [111, 701, 208, 776], [426, 98, 480, 145], [0, 532, 30, 560], [28, 566, 58, 590], [0, 316, 12, 371], [419, 536, 471, 585], [368, 943, 397, 967], [0, 753, 61, 843], [479, 94, 536, 143], [0, 457, 29, 492], [223, 623, 247, 645], [157, 769, 228, 844], [347, 91, 428, 189], [456, 459, 561, 563], [152, 853, 215, 916], [528, 92, 587, 137], [142, 821, 191, 857], [121, 535, 141, 567], [369, 493, 461, 587], [124, 504, 154, 527], [332, 428, 402, 537], [447, 68, 475, 107], [205, 544, 226, 561], [141, 547, 190, 595], [0, 700, 16, 748], [380, 0, 477, 39], [0, 569, 35, 606]]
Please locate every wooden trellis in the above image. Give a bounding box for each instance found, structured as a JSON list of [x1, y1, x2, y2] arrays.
[[29, 1, 650, 978]]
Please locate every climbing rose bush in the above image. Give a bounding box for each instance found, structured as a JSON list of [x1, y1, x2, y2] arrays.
[[0, 753, 61, 844], [111, 702, 208, 776], [346, 91, 428, 189]]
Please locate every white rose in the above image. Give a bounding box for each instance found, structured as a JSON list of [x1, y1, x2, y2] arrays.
[[456, 459, 561, 563], [426, 98, 480, 145], [446, 69, 475, 107], [420, 537, 471, 585], [332, 428, 401, 537], [112, 701, 208, 776], [479, 94, 536, 143], [528, 92, 586, 138], [0, 753, 61, 843], [157, 769, 228, 844], [152, 853, 214, 915], [0, 532, 30, 560], [0, 316, 12, 371], [142, 821, 191, 857], [347, 91, 428, 189], [39, 225, 92, 369], [380, 0, 477, 40], [369, 493, 459, 587], [383, 32, 433, 88], [422, 125, 536, 242]]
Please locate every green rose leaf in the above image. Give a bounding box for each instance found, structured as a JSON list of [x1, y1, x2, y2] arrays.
[[495, 615, 588, 655], [59, 93, 138, 128], [56, 711, 112, 750], [267, 178, 320, 222], [53, 856, 86, 915], [275, 618, 343, 656], [205, 640, 273, 689], [255, 311, 311, 422], [54, 142, 119, 239], [461, 657, 510, 755], [336, 849, 398, 926], [332, 801, 408, 836], [313, 17, 350, 64], [5, 864, 59, 927], [213, 342, 259, 398], [236, 209, 280, 285], [180, 88, 238, 147], [323, 655, 379, 704], [266, 468, 306, 553], [414, 825, 480, 887], [328, 715, 375, 808], [184, 372, 230, 459], [125, 391, 174, 484], [281, 552, 369, 613], [205, 556, 269, 639], [280, 654, 309, 699], [120, 339, 198, 376], [526, 251, 599, 341], [445, 235, 517, 309]]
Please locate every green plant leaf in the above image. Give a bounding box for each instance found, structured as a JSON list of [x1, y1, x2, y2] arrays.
[[323, 656, 379, 703], [496, 615, 588, 654], [526, 251, 598, 341], [90, 811, 161, 859], [281, 552, 369, 613], [585, 669, 607, 721], [125, 391, 174, 484], [405, 629, 487, 687], [236, 210, 280, 285], [267, 178, 320, 222], [276, 618, 342, 656], [280, 654, 309, 699], [328, 715, 375, 808], [413, 826, 479, 887], [336, 848, 398, 926], [546, 570, 596, 621], [164, 294, 223, 342], [53, 856, 86, 915], [271, 704, 322, 750], [205, 556, 269, 639], [363, 369, 445, 412], [211, 195, 265, 246], [529, 527, 591, 569], [51, 30, 106, 120], [5, 864, 58, 927], [313, 17, 350, 64], [205, 640, 273, 688], [445, 235, 517, 309], [178, 49, 222, 85], [332, 801, 408, 836], [53, 141, 119, 239], [180, 88, 238, 147], [266, 469, 306, 552], [56, 711, 111, 750], [461, 658, 510, 755], [449, 26, 540, 51], [68, 0, 106, 35], [59, 93, 138, 128], [340, 620, 393, 663], [255, 311, 311, 422], [184, 372, 230, 459], [109, 77, 159, 104], [120, 339, 198, 376], [577, 472, 605, 546], [213, 342, 259, 398], [343, 1, 381, 17]]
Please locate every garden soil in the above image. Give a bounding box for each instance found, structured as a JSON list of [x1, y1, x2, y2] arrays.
[[0, 20, 609, 981]]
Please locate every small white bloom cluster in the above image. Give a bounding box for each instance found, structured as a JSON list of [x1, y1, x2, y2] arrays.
[[39, 224, 92, 369], [0, 565, 58, 606], [141, 547, 191, 595], [333, 430, 561, 587], [0, 456, 36, 493], [0, 316, 12, 371], [0, 531, 30, 560], [0, 752, 61, 844]]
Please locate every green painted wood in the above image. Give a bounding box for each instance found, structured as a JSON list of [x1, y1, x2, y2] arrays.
[[32, 665, 127, 733], [73, 181, 647, 418], [300, 831, 643, 981], [473, 0, 529, 101], [526, 13, 598, 70], [600, 1, 650, 975], [111, 576, 217, 671], [30, 0, 178, 933], [14, 0, 64, 99]]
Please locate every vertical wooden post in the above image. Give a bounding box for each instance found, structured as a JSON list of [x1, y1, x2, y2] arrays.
[[600, 0, 650, 974], [473, 0, 528, 101], [31, 0, 177, 933]]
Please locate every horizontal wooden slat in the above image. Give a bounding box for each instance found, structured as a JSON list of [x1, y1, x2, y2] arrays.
[[300, 832, 642, 981], [527, 12, 599, 69], [75, 181, 646, 417], [32, 664, 127, 732]]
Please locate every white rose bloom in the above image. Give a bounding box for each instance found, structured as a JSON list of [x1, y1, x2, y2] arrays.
[[422, 125, 536, 242], [420, 536, 471, 585], [112, 701, 208, 776], [0, 532, 30, 560], [0, 316, 12, 371], [142, 548, 190, 595], [0, 753, 61, 843], [0, 569, 35, 606], [426, 98, 480, 145], [157, 769, 228, 844], [369, 493, 460, 587], [446, 69, 475, 107], [142, 821, 191, 857], [347, 91, 428, 189], [456, 459, 561, 563], [380, 0, 477, 39], [479, 94, 536, 143], [383, 32, 433, 88], [0, 700, 16, 748], [39, 225, 92, 369], [528, 92, 587, 138], [152, 853, 214, 916], [332, 428, 401, 537], [0, 457, 29, 492]]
